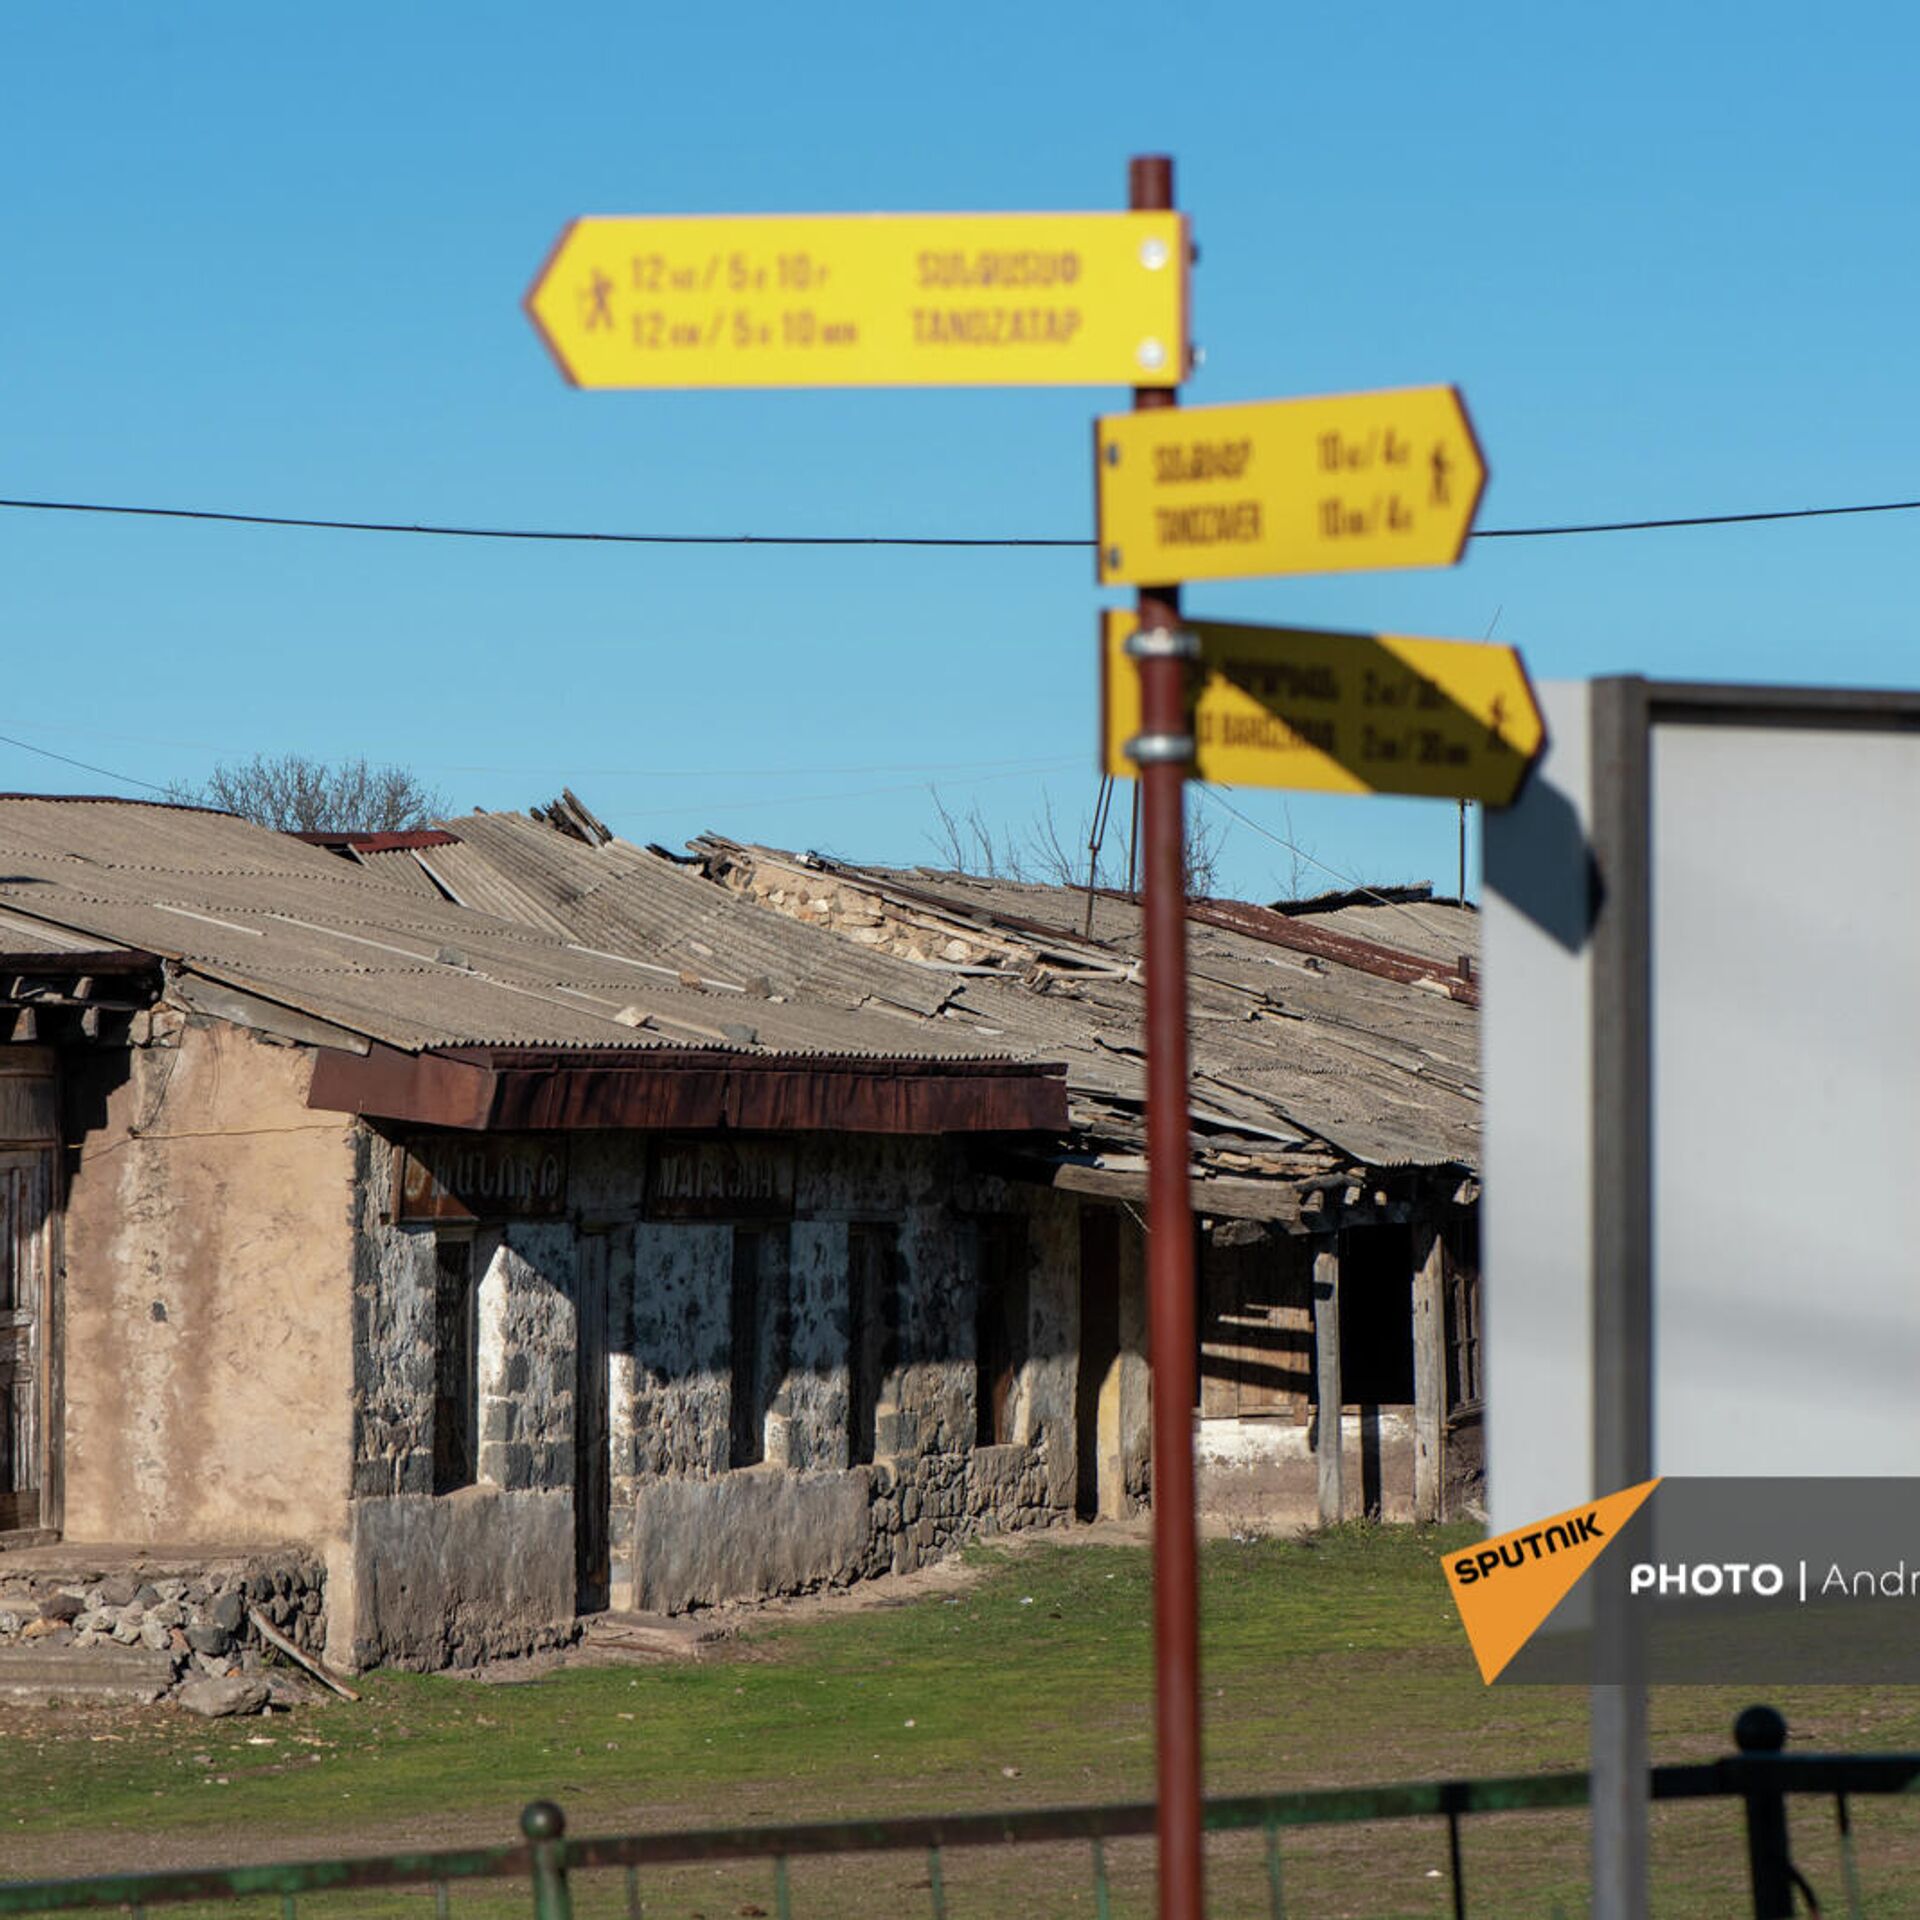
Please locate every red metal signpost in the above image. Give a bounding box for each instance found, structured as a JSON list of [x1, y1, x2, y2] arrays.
[[1124, 151, 1205, 1920]]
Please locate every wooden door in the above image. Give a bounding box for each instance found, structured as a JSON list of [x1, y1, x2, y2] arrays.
[[0, 1150, 52, 1534]]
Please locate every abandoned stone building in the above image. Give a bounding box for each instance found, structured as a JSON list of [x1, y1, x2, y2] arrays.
[[0, 793, 1480, 1680], [321, 802, 1485, 1533]]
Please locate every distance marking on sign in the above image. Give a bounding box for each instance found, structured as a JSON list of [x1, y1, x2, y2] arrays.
[[1095, 385, 1486, 585], [1100, 611, 1545, 806], [525, 213, 1189, 389]]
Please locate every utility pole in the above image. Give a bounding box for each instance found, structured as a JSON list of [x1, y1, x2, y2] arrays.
[[1124, 152, 1205, 1920]]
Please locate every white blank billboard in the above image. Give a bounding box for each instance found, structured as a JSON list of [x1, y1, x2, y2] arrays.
[[1484, 679, 1920, 1530]]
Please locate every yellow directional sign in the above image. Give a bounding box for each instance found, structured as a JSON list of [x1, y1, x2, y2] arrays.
[[1095, 386, 1486, 585], [525, 213, 1189, 390], [1100, 612, 1544, 805]]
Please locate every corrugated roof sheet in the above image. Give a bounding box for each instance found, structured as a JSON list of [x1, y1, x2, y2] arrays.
[[0, 800, 1015, 1065], [348, 844, 455, 901], [426, 813, 953, 1017]]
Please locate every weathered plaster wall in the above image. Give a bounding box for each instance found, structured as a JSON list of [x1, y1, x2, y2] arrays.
[[1018, 1185, 1082, 1515], [62, 1021, 355, 1544], [1115, 1217, 1152, 1511], [325, 1488, 572, 1672], [1196, 1407, 1417, 1531], [630, 1470, 870, 1613]]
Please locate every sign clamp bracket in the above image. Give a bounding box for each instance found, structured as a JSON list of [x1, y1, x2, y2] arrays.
[[1126, 732, 1195, 767], [1124, 626, 1201, 662]]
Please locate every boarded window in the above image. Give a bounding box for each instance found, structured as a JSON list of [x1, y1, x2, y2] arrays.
[[432, 1237, 478, 1495], [1200, 1227, 1314, 1419], [847, 1224, 900, 1467], [1446, 1215, 1483, 1412], [975, 1218, 1029, 1447], [729, 1227, 789, 1469]]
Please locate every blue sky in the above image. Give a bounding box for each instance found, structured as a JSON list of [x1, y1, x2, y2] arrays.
[[3, 3, 1915, 901]]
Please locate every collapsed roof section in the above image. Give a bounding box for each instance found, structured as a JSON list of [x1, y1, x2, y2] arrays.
[[685, 837, 1481, 1217]]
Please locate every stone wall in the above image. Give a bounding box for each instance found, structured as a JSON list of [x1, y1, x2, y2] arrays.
[[349, 1136, 437, 1497], [343, 1145, 582, 1669], [712, 859, 1028, 971], [478, 1226, 577, 1491], [860, 1440, 1065, 1580], [625, 1222, 730, 1478], [344, 1125, 1145, 1650], [609, 1144, 1092, 1612], [0, 1550, 326, 1683]]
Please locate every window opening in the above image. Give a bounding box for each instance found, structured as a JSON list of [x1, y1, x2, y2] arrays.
[[847, 1223, 900, 1467], [432, 1236, 478, 1494], [975, 1217, 1029, 1447], [730, 1227, 789, 1469]]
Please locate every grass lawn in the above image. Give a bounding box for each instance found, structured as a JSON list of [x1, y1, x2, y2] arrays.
[[4, 1524, 1917, 1916]]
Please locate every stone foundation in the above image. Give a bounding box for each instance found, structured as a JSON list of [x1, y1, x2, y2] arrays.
[[326, 1489, 574, 1673], [627, 1441, 1073, 1615], [0, 1548, 326, 1692], [631, 1469, 871, 1613], [861, 1442, 1069, 1580]]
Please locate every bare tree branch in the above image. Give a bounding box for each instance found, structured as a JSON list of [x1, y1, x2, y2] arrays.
[[925, 788, 1012, 878], [167, 754, 447, 833], [928, 786, 1224, 901]]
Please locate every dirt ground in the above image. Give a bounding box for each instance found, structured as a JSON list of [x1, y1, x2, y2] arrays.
[[0, 1517, 1162, 1880]]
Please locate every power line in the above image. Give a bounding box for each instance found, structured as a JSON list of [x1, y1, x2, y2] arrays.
[[0, 725, 1079, 815], [0, 498, 1081, 548], [0, 730, 171, 796], [1472, 498, 1920, 538], [1197, 785, 1460, 947], [2, 492, 1918, 548]]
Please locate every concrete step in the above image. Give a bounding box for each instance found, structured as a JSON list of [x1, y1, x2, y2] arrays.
[[0, 1644, 174, 1704]]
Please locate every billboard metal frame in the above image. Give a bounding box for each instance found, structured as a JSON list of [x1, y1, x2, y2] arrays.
[[1583, 676, 1920, 1919]]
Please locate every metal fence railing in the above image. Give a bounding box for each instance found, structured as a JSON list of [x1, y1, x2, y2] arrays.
[[1, 1707, 1914, 1920]]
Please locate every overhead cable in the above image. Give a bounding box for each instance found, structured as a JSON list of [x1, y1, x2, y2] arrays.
[[0, 730, 172, 796], [2, 493, 1918, 548]]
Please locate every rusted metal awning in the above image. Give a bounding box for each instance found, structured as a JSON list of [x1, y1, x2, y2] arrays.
[[307, 1043, 1069, 1135]]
